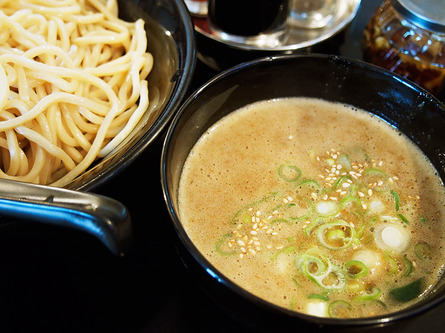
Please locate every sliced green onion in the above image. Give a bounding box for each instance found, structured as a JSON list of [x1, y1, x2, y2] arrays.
[[337, 154, 352, 170], [316, 220, 355, 250], [333, 175, 352, 190], [398, 213, 409, 224], [296, 249, 346, 290], [300, 259, 346, 290], [364, 168, 388, 177], [390, 190, 400, 211], [215, 233, 236, 256], [363, 168, 389, 191], [328, 300, 352, 318], [308, 294, 329, 301], [303, 217, 325, 237], [390, 278, 424, 302], [415, 241, 432, 260], [270, 218, 292, 225], [298, 179, 320, 189], [345, 260, 368, 279], [385, 251, 399, 275], [340, 195, 358, 208], [278, 164, 302, 182], [403, 256, 414, 277], [355, 287, 381, 301]]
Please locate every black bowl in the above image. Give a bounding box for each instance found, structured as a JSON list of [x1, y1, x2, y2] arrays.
[[66, 0, 196, 191], [161, 54, 445, 329]]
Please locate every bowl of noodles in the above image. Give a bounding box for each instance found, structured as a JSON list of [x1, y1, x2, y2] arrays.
[[0, 0, 195, 190]]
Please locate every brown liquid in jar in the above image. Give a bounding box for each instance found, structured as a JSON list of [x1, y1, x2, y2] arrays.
[[362, 0, 445, 96]]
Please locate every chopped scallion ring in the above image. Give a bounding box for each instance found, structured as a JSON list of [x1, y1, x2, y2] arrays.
[[316, 220, 355, 250], [355, 287, 381, 301], [215, 233, 236, 256], [415, 241, 432, 260], [328, 300, 352, 318], [308, 294, 329, 301], [345, 260, 368, 279], [390, 190, 400, 211], [278, 164, 302, 182]]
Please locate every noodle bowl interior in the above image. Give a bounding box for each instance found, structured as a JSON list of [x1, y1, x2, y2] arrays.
[[0, 0, 153, 186], [178, 97, 445, 319]]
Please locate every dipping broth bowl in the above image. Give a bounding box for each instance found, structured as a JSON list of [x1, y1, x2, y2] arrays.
[[161, 54, 445, 329]]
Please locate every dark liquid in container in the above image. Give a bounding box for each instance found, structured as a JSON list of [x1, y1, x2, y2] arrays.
[[208, 0, 288, 37]]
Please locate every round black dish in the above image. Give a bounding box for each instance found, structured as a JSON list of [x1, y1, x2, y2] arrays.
[[161, 54, 445, 329]]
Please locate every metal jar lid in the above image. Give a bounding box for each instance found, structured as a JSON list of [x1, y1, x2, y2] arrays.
[[390, 0, 445, 33]]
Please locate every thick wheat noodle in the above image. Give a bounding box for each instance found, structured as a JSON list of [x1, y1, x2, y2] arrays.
[[0, 0, 153, 186]]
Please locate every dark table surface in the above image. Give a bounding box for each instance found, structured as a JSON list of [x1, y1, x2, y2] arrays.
[[0, 1, 444, 332]]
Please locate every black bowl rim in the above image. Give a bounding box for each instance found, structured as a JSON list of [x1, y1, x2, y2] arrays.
[[161, 53, 445, 326], [79, 0, 197, 191]]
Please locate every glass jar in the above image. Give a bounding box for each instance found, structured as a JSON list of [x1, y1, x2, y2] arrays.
[[362, 0, 445, 96]]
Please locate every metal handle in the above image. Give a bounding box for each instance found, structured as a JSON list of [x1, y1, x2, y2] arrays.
[[0, 179, 132, 257]]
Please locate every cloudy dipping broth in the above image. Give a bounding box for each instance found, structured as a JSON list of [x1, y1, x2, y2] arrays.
[[177, 97, 445, 319]]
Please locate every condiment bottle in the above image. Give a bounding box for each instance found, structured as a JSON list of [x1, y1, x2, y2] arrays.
[[362, 0, 445, 96]]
